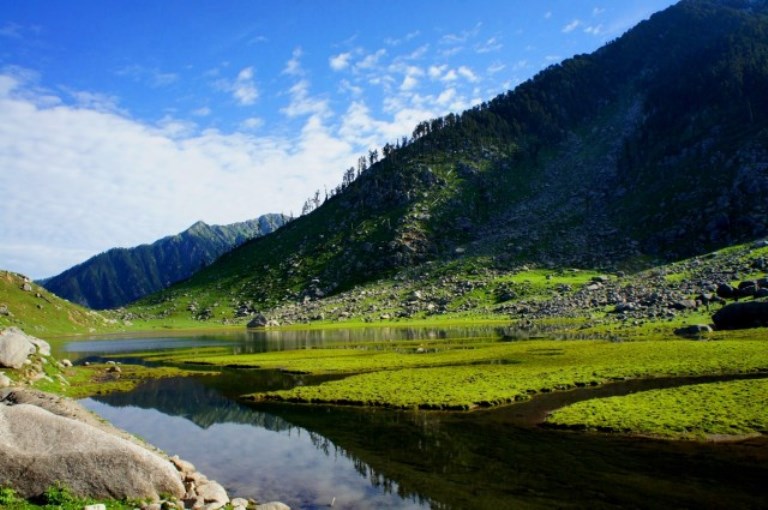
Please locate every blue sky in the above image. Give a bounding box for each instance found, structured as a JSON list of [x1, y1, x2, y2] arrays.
[[0, 0, 677, 279]]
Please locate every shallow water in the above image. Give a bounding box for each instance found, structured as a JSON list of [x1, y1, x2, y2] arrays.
[[61, 329, 768, 509]]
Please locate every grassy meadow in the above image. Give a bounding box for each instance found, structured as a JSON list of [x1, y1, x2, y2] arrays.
[[546, 378, 768, 439]]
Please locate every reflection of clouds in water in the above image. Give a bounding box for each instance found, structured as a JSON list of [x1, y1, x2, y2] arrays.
[[82, 401, 425, 509]]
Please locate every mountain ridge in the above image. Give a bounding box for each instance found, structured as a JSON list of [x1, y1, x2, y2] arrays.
[[129, 0, 768, 323], [41, 214, 288, 309]]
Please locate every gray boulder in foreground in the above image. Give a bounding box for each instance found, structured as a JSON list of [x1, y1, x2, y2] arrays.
[[0, 402, 184, 500], [0, 327, 37, 369]]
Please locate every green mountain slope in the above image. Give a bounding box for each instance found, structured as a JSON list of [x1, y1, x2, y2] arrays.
[[0, 271, 114, 336], [41, 214, 288, 309], [134, 0, 768, 324]]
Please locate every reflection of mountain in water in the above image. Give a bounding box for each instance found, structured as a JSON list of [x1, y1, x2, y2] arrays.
[[92, 377, 293, 431], [261, 401, 768, 510]]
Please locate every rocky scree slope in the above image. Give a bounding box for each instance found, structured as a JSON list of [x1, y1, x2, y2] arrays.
[[41, 214, 288, 310], [134, 0, 768, 323]]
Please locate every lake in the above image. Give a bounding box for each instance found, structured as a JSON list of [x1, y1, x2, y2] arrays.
[[56, 329, 768, 509]]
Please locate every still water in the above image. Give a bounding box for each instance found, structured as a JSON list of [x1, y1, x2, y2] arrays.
[[56, 329, 768, 509]]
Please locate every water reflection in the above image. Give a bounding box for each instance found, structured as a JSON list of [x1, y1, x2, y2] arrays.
[[83, 374, 768, 510], [83, 376, 428, 509], [53, 323, 576, 361]]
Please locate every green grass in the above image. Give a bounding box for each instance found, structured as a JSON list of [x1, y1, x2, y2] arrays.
[[0, 484, 141, 510], [0, 271, 118, 336], [546, 378, 768, 439], [227, 337, 768, 410]]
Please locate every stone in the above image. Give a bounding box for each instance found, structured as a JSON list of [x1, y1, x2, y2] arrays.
[[196, 480, 229, 508], [21, 283, 32, 292], [737, 280, 758, 297], [0, 328, 37, 369], [0, 403, 184, 500], [716, 283, 737, 299], [712, 301, 768, 330], [255, 503, 291, 510], [0, 304, 10, 316], [246, 313, 269, 328], [29, 337, 51, 357], [84, 505, 107, 510], [170, 454, 196, 475], [231, 498, 249, 508], [0, 372, 12, 387], [671, 300, 698, 310], [60, 359, 73, 368], [674, 324, 713, 338]]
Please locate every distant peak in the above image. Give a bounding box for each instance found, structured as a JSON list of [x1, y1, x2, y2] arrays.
[[187, 220, 209, 231]]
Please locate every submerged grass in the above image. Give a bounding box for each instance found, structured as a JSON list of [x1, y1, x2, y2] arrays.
[[546, 378, 768, 439]]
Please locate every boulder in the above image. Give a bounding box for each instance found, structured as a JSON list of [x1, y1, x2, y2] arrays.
[[674, 324, 713, 338], [28, 337, 51, 357], [0, 372, 12, 387], [255, 503, 291, 510], [196, 480, 229, 509], [0, 402, 184, 500], [246, 313, 269, 328], [0, 328, 37, 369], [716, 284, 737, 299], [712, 301, 768, 330]]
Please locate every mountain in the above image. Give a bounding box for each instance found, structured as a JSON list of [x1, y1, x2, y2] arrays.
[[134, 0, 768, 322], [42, 214, 288, 309]]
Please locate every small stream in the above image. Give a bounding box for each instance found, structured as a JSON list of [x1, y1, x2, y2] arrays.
[[56, 330, 768, 510]]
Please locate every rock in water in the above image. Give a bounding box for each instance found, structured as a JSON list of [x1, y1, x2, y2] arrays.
[[247, 313, 269, 328], [0, 328, 37, 369], [0, 403, 184, 500], [712, 301, 768, 330]]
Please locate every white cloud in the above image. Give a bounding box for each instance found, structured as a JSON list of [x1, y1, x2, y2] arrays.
[[441, 69, 458, 82], [384, 30, 420, 46], [115, 64, 178, 88], [0, 22, 23, 38], [329, 52, 352, 71], [487, 62, 506, 74], [338, 79, 363, 96], [355, 49, 386, 70], [475, 37, 502, 54], [240, 117, 264, 130], [192, 106, 211, 117], [562, 19, 581, 33], [428, 65, 447, 80], [457, 66, 479, 83], [436, 87, 457, 106], [584, 24, 604, 35], [283, 47, 304, 76], [280, 79, 330, 118], [0, 72, 357, 278], [66, 89, 124, 114], [215, 66, 259, 105], [400, 74, 419, 91]]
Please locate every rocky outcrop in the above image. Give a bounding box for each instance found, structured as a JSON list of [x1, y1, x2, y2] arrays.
[[0, 382, 291, 509], [0, 327, 42, 369], [0, 399, 185, 500]]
